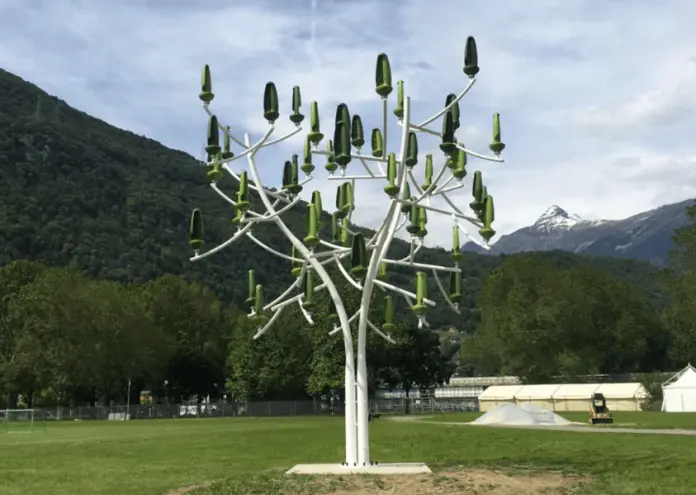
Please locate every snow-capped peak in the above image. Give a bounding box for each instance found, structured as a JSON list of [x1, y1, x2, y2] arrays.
[[531, 205, 583, 233]]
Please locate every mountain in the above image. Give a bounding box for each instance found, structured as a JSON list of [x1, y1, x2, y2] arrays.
[[531, 205, 584, 233], [0, 68, 667, 334], [464, 201, 692, 265]]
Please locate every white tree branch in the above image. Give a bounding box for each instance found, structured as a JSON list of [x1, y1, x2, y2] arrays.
[[318, 239, 353, 254], [328, 308, 361, 335], [397, 198, 481, 226], [357, 156, 376, 177], [246, 232, 306, 263], [261, 126, 303, 148], [327, 174, 386, 180], [333, 256, 363, 290], [383, 257, 460, 274], [380, 98, 388, 176], [366, 318, 396, 344], [264, 264, 309, 310], [431, 175, 455, 195], [190, 222, 255, 262], [258, 253, 345, 311], [406, 123, 440, 137], [217, 122, 274, 166], [431, 269, 461, 315], [270, 283, 328, 312], [252, 305, 285, 339], [417, 78, 477, 128], [204, 104, 248, 149], [439, 192, 477, 224], [210, 182, 278, 219], [456, 221, 490, 251], [255, 196, 305, 222], [407, 239, 416, 262], [312, 149, 390, 164], [433, 182, 465, 196], [222, 165, 292, 206], [455, 143, 505, 163], [298, 299, 315, 325], [373, 279, 436, 307]]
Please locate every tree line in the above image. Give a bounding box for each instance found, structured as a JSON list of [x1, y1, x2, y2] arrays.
[[0, 262, 454, 409], [2, 206, 695, 408], [461, 203, 696, 383]]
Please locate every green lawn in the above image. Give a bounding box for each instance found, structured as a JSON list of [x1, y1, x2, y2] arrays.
[[422, 410, 696, 429], [1, 414, 696, 494]]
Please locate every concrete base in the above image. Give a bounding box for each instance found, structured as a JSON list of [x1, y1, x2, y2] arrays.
[[286, 462, 432, 475]]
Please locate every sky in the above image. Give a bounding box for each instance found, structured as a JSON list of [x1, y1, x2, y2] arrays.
[[1, 0, 695, 248]]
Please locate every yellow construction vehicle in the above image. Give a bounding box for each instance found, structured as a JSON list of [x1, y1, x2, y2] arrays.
[[589, 392, 614, 425]]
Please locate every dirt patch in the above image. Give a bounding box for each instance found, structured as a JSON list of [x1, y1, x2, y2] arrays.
[[307, 469, 584, 494], [182, 469, 585, 494], [167, 481, 212, 495]]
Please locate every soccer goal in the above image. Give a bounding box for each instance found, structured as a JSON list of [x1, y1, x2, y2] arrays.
[[1, 409, 46, 433]]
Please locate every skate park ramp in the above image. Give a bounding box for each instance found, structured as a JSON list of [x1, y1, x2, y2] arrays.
[[472, 403, 573, 426]]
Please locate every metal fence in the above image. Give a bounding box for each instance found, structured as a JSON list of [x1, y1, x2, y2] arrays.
[[32, 397, 478, 421]]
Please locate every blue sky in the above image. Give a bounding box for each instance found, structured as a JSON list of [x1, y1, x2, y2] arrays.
[[1, 0, 695, 247]]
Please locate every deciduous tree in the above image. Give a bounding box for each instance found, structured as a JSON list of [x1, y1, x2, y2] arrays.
[[141, 275, 230, 402], [377, 322, 455, 413]]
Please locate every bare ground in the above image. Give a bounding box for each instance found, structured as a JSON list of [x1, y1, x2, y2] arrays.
[[322, 470, 584, 494], [173, 470, 584, 495]]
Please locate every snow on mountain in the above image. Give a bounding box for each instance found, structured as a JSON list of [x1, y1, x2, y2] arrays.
[[462, 199, 693, 266], [531, 205, 584, 233]]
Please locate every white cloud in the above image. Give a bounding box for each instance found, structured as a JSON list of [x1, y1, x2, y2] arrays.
[[0, 0, 695, 249], [570, 56, 696, 137]]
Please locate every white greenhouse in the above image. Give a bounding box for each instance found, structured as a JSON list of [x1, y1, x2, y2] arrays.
[[662, 364, 696, 412], [478, 382, 648, 412]]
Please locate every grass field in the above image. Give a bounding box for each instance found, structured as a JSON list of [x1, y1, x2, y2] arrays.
[[2, 412, 696, 494]]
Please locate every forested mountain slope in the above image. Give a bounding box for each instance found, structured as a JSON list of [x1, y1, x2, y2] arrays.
[[0, 69, 665, 333]]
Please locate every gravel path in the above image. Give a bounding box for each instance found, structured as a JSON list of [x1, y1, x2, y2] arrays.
[[400, 418, 696, 436]]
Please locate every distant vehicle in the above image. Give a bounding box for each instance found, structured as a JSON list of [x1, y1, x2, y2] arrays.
[[589, 393, 614, 425]]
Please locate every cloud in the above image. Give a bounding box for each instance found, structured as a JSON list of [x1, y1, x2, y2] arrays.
[[0, 0, 695, 250], [569, 56, 696, 137]]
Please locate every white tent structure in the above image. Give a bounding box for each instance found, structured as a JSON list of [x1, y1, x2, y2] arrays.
[[594, 383, 648, 411], [513, 384, 561, 410], [478, 382, 648, 412], [553, 383, 603, 412], [478, 385, 523, 411], [662, 364, 696, 412]]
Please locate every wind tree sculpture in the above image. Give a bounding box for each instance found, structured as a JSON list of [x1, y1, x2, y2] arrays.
[[188, 35, 505, 472]]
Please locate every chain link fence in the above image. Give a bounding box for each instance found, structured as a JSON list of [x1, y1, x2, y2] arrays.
[[32, 397, 478, 421]]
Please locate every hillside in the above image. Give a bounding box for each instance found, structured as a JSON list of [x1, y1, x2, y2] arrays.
[[0, 68, 666, 333], [464, 202, 692, 266]]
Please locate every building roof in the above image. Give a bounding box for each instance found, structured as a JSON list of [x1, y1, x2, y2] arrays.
[[479, 382, 648, 400], [595, 382, 648, 399], [663, 364, 696, 389], [448, 376, 522, 387], [478, 385, 524, 400], [552, 383, 600, 399], [514, 384, 562, 399]]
